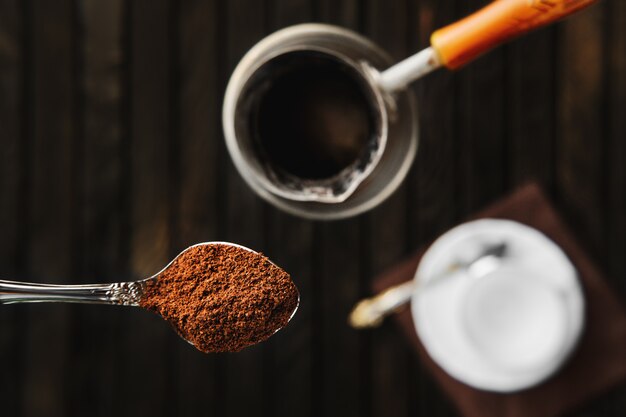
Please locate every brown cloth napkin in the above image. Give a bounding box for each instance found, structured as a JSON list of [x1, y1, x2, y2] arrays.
[[373, 183, 626, 417]]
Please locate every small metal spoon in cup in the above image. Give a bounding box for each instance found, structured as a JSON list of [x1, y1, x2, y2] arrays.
[[349, 242, 507, 329], [0, 242, 300, 352]]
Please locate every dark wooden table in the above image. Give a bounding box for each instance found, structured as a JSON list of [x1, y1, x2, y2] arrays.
[[0, 1, 624, 416]]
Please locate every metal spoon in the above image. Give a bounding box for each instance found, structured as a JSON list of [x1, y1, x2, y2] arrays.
[[349, 242, 507, 329], [0, 242, 299, 349]]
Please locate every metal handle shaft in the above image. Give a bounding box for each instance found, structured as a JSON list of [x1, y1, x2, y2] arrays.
[[0, 280, 145, 306]]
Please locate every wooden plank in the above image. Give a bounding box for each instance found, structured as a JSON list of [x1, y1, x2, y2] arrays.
[[506, 26, 556, 188], [221, 1, 268, 416], [122, 0, 173, 415], [264, 216, 314, 417], [318, 220, 367, 417], [177, 0, 219, 251], [409, 0, 458, 271], [0, 0, 22, 414], [314, 0, 359, 31], [175, 0, 221, 415], [555, 3, 613, 416], [66, 0, 125, 415], [456, 0, 508, 214], [605, 0, 626, 414], [265, 2, 316, 417], [555, 4, 605, 259], [272, 0, 312, 28], [364, 1, 412, 416], [308, 4, 366, 417], [606, 0, 626, 298], [21, 1, 75, 416], [409, 1, 463, 416]]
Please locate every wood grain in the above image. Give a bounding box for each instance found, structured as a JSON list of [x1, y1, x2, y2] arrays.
[[315, 0, 359, 30], [364, 1, 412, 416], [604, 1, 626, 414], [456, 0, 508, 213], [21, 1, 75, 415], [0, 0, 22, 414], [410, 0, 459, 241], [266, 2, 316, 417], [606, 0, 626, 297], [0, 1, 624, 416], [69, 1, 126, 415], [506, 26, 556, 188], [409, 1, 462, 416], [556, 4, 606, 259], [123, 0, 173, 415]]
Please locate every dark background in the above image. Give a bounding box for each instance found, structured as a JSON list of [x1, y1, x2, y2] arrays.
[[0, 0, 624, 416]]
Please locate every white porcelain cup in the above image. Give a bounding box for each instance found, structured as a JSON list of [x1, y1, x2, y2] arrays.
[[411, 219, 585, 392]]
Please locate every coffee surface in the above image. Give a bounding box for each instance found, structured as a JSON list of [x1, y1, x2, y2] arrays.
[[253, 53, 375, 179], [140, 244, 299, 353]]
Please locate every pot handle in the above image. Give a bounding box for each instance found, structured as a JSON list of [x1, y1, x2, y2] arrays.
[[431, 0, 598, 70]]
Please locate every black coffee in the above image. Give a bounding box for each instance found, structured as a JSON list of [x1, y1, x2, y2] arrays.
[[250, 52, 376, 180]]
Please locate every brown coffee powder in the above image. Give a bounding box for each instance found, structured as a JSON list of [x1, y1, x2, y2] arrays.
[[139, 244, 299, 353]]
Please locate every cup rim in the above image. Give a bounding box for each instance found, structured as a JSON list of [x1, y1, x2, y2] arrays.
[[225, 44, 389, 204]]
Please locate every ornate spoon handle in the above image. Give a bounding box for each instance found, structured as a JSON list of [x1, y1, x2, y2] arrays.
[[0, 279, 146, 306]]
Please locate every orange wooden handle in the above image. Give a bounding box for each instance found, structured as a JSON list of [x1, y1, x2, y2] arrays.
[[431, 0, 598, 69]]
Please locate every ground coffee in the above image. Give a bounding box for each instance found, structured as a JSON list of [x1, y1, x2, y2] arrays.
[[139, 244, 299, 353]]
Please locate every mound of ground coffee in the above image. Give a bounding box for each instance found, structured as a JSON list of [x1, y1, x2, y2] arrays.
[[139, 244, 299, 353]]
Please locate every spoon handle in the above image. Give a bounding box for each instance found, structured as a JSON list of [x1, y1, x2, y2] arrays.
[[0, 280, 145, 306], [348, 242, 508, 329], [348, 280, 414, 329]]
